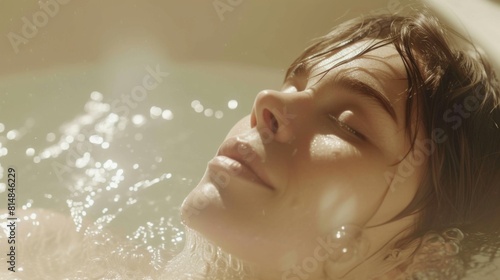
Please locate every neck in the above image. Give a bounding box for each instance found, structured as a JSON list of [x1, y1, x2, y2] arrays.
[[327, 215, 418, 280], [163, 216, 419, 280], [162, 229, 254, 280]]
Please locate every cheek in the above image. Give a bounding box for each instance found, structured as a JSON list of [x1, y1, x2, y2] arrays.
[[223, 115, 251, 140], [309, 135, 359, 161], [293, 135, 390, 233], [313, 176, 389, 234]]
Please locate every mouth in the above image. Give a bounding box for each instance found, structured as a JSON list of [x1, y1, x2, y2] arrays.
[[210, 137, 274, 191]]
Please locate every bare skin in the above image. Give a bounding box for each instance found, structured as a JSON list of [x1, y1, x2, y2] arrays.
[[182, 41, 427, 279]]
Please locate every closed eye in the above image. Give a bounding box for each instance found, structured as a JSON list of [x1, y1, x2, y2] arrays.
[[328, 114, 366, 140]]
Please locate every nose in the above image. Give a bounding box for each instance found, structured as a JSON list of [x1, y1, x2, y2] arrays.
[[250, 89, 302, 143]]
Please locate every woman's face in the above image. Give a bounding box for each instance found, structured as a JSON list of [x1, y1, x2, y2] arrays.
[[181, 41, 426, 273]]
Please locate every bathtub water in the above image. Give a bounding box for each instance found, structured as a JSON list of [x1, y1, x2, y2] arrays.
[[0, 49, 283, 279]]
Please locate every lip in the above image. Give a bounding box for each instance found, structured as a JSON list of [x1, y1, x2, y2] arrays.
[[210, 137, 274, 190]]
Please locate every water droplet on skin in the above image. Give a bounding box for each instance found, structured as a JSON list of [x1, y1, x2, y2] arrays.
[[323, 225, 369, 264], [310, 135, 344, 161]]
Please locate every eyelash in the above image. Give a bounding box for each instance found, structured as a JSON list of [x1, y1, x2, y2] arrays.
[[328, 114, 365, 140], [285, 69, 366, 140]]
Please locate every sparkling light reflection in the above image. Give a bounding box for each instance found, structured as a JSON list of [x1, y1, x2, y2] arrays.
[[0, 89, 236, 276]]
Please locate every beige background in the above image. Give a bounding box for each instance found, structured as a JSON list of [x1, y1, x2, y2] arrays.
[[2, 0, 498, 76]]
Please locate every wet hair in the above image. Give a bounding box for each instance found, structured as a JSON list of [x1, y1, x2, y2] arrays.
[[285, 6, 500, 270]]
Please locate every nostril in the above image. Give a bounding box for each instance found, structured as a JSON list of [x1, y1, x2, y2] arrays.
[[270, 114, 278, 133], [263, 109, 279, 134]]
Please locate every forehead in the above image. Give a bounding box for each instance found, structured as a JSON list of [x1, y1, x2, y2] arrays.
[[300, 41, 410, 139], [308, 40, 408, 88], [306, 41, 409, 120]]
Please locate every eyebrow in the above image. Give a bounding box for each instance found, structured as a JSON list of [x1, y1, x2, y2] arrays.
[[336, 75, 398, 123]]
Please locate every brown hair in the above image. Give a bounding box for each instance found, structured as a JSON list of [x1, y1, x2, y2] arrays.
[[285, 8, 500, 259]]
